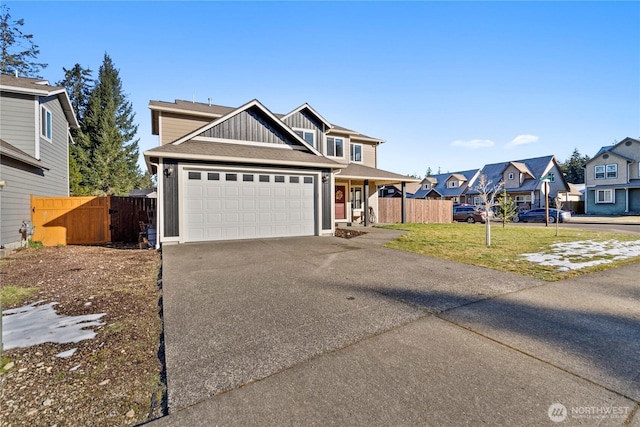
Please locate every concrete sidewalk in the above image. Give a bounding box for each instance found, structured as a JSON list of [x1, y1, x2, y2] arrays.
[[149, 228, 640, 426]]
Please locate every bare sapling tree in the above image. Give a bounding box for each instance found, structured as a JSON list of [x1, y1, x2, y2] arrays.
[[473, 173, 504, 246]]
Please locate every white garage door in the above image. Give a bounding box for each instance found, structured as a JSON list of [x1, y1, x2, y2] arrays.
[[183, 169, 316, 242]]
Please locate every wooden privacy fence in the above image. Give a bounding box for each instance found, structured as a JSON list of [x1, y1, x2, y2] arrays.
[[31, 195, 156, 246], [378, 198, 453, 224]]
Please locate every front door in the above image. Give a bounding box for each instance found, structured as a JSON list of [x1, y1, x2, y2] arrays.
[[335, 185, 346, 220]]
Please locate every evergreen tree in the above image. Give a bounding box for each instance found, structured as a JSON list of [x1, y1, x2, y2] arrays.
[[0, 5, 46, 77], [495, 188, 518, 228], [425, 167, 432, 177], [560, 148, 590, 184], [57, 65, 93, 195], [83, 54, 141, 195]]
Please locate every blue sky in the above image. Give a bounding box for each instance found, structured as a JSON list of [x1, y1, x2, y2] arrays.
[[9, 1, 639, 177]]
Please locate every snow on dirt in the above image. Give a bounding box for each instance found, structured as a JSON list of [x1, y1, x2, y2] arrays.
[[2, 300, 105, 351], [520, 239, 640, 271]]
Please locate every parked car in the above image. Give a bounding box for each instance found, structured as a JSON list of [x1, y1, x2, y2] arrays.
[[513, 208, 572, 223], [453, 205, 486, 223]]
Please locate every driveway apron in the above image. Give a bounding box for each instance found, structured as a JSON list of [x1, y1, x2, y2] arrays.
[[156, 228, 640, 425]]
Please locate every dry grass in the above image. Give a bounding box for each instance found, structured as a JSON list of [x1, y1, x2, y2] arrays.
[[382, 223, 640, 281]]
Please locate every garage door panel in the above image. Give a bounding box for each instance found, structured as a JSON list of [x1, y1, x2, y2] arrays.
[[184, 170, 315, 242]]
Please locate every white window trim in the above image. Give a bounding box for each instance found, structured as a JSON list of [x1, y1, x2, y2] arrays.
[[293, 128, 315, 148], [350, 143, 363, 163], [41, 105, 53, 143], [326, 136, 345, 158], [594, 165, 605, 180], [508, 172, 514, 180], [606, 164, 617, 179], [595, 189, 614, 204], [448, 181, 457, 188], [351, 186, 363, 210]]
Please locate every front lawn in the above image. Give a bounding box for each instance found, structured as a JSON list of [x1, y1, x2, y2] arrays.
[[381, 223, 640, 281]]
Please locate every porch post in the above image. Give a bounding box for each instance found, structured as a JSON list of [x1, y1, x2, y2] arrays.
[[364, 179, 369, 226], [401, 181, 407, 224]]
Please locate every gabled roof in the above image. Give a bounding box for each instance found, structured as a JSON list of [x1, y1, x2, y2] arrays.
[[0, 138, 49, 170], [411, 169, 480, 199], [467, 155, 561, 194], [586, 145, 635, 164], [171, 99, 322, 155], [336, 163, 420, 184], [148, 98, 384, 143], [280, 103, 333, 130], [0, 74, 79, 128], [508, 161, 533, 177]]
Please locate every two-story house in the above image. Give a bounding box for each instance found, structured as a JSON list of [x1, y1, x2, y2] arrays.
[[144, 99, 417, 244], [584, 137, 640, 215], [466, 155, 569, 210], [0, 75, 78, 251], [410, 169, 481, 204]]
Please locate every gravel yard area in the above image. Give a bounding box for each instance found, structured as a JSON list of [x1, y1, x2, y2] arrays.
[[0, 245, 164, 426]]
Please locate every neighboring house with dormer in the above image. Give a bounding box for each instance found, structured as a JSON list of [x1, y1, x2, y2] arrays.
[[410, 169, 481, 205], [0, 75, 79, 251], [144, 99, 418, 244], [467, 155, 569, 210], [584, 137, 640, 214]]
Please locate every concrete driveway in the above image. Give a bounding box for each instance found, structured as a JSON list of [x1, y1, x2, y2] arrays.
[[151, 228, 639, 426]]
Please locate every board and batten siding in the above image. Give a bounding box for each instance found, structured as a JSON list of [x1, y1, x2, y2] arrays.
[[0, 95, 70, 249], [0, 92, 36, 156], [199, 108, 294, 146], [361, 143, 377, 168], [282, 111, 324, 152], [160, 112, 212, 145]]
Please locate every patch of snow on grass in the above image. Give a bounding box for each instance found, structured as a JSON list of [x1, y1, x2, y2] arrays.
[[2, 301, 105, 351], [520, 239, 640, 270]]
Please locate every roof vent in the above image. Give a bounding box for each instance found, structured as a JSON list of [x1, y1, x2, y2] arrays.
[[208, 98, 211, 107]]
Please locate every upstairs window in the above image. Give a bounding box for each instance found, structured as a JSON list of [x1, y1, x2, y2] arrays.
[[507, 172, 514, 180], [350, 143, 362, 162], [41, 106, 52, 141], [448, 181, 457, 188], [606, 164, 617, 179], [294, 129, 315, 147], [594, 165, 605, 179], [327, 137, 344, 158], [548, 173, 555, 182]]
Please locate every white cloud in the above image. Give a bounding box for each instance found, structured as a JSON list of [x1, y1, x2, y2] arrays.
[[507, 134, 539, 148], [450, 139, 495, 149]]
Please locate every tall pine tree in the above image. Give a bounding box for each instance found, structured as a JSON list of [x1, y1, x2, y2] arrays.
[[83, 54, 142, 195], [0, 5, 46, 77], [57, 64, 93, 195], [560, 148, 590, 184]]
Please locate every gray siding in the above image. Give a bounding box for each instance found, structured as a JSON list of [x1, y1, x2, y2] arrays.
[[0, 92, 36, 156], [630, 189, 640, 212], [199, 107, 297, 146], [163, 159, 179, 237], [0, 94, 69, 249], [38, 95, 69, 196], [282, 111, 324, 152], [586, 189, 627, 214], [322, 170, 332, 230], [0, 157, 45, 248]]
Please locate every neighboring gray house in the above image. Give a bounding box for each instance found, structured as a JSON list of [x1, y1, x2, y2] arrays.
[[467, 155, 569, 210], [0, 75, 78, 250], [584, 137, 640, 215], [410, 169, 481, 204]]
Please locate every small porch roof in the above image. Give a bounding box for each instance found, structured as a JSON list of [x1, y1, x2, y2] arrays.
[[335, 163, 420, 185]]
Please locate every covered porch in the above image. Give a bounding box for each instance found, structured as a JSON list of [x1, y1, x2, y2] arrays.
[[333, 163, 420, 226]]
